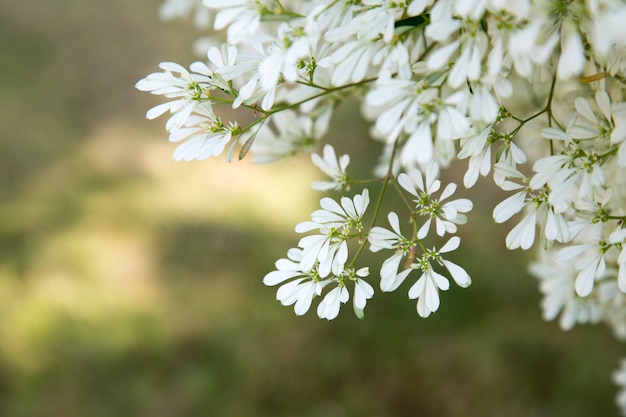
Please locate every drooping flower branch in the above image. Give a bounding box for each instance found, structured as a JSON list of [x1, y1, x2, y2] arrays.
[[137, 0, 626, 413]]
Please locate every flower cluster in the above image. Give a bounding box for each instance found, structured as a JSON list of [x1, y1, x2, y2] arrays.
[[138, 0, 626, 413], [264, 189, 373, 320]]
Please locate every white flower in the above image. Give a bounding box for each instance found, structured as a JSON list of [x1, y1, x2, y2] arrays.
[[492, 143, 527, 187], [400, 118, 434, 166], [531, 128, 607, 208], [530, 251, 602, 330], [436, 98, 472, 142], [557, 242, 610, 297], [557, 22, 585, 80], [311, 144, 350, 191], [369, 212, 416, 291], [447, 37, 483, 89], [494, 167, 571, 250], [504, 207, 537, 250], [135, 61, 215, 131], [251, 108, 332, 163], [263, 248, 329, 316], [255, 23, 314, 107], [469, 85, 500, 123], [508, 20, 559, 79], [365, 79, 471, 165], [295, 190, 370, 277], [407, 236, 471, 318], [365, 78, 433, 145], [316, 266, 374, 320], [566, 91, 626, 151], [463, 145, 491, 188], [264, 249, 374, 320], [317, 285, 349, 320], [204, 0, 267, 44], [398, 163, 473, 238], [458, 125, 493, 188], [409, 266, 449, 318], [168, 108, 238, 161], [351, 267, 374, 319]]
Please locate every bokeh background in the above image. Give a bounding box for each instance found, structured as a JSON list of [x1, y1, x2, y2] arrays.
[[1, 1, 623, 416]]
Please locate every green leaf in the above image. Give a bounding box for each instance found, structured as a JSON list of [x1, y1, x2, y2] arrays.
[[238, 128, 259, 160], [394, 14, 429, 29]]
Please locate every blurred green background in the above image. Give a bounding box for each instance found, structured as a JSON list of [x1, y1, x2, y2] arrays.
[[0, 1, 623, 416]]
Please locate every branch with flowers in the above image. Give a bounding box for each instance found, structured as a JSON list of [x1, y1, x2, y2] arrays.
[[137, 0, 626, 412]]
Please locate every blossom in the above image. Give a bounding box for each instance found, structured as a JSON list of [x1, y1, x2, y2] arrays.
[[365, 78, 434, 145], [408, 236, 471, 318], [507, 20, 559, 79], [556, 241, 610, 297], [263, 248, 329, 316], [169, 109, 239, 161], [398, 163, 473, 239], [135, 61, 215, 131], [264, 248, 373, 320], [311, 144, 350, 191], [295, 190, 370, 277], [458, 125, 493, 188], [352, 267, 374, 319], [317, 266, 373, 320], [250, 108, 332, 163], [204, 0, 268, 44], [494, 163, 571, 250], [530, 251, 602, 330], [368, 212, 415, 291], [557, 21, 585, 80], [317, 285, 349, 320]]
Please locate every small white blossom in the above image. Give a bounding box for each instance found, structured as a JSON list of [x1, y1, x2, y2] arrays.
[[135, 62, 215, 131], [408, 236, 471, 318], [264, 248, 328, 316], [530, 251, 602, 330], [398, 163, 473, 239], [369, 212, 415, 291], [317, 285, 349, 320], [352, 267, 374, 319], [251, 108, 332, 162], [264, 249, 374, 320], [311, 144, 350, 191], [169, 109, 238, 161], [557, 241, 611, 297], [204, 0, 268, 44], [295, 190, 369, 277]]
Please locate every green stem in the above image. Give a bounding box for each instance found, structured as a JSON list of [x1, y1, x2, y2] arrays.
[[348, 140, 400, 267], [269, 77, 377, 114], [545, 70, 559, 154], [505, 70, 562, 155]]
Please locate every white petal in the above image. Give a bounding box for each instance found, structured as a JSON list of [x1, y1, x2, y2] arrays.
[[442, 260, 471, 288], [493, 191, 527, 223], [427, 41, 460, 70], [505, 210, 536, 250], [439, 236, 461, 253]]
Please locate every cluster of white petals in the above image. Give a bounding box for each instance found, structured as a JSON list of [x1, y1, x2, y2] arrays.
[[264, 190, 372, 319], [140, 0, 626, 412]]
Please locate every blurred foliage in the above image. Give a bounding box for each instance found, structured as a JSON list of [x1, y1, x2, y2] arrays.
[[0, 1, 623, 416]]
